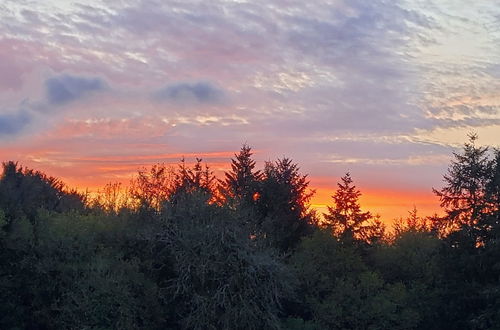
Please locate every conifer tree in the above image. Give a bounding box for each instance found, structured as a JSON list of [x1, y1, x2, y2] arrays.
[[169, 158, 217, 207], [255, 158, 315, 252], [222, 144, 262, 206], [324, 172, 373, 241], [485, 149, 500, 219], [433, 133, 493, 243], [393, 206, 430, 237]]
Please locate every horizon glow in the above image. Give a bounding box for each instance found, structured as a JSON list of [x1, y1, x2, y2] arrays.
[[1, 0, 499, 224]]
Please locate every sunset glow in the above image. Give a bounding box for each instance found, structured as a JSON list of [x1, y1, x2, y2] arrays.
[[1, 0, 499, 224]]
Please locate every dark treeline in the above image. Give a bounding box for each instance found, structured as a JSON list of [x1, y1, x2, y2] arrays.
[[1, 135, 499, 329]]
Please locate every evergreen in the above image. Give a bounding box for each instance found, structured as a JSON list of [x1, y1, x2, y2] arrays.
[[1, 139, 500, 329]]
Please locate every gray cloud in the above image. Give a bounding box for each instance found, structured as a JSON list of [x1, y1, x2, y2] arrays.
[[0, 110, 31, 136], [0, 73, 107, 138], [154, 81, 224, 105], [45, 74, 106, 105], [0, 0, 499, 198]]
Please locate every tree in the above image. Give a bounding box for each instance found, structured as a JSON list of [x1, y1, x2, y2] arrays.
[[467, 149, 500, 328], [393, 207, 431, 238], [129, 159, 216, 213], [433, 133, 493, 245], [160, 191, 291, 330], [91, 182, 129, 214], [221, 144, 262, 206], [129, 163, 174, 212], [0, 161, 84, 225], [255, 158, 315, 252], [432, 136, 500, 327], [373, 227, 446, 329], [324, 173, 375, 241], [290, 229, 419, 329], [168, 158, 217, 208], [484, 148, 500, 233]]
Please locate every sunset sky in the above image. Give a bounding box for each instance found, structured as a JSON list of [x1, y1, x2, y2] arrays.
[[1, 0, 499, 223]]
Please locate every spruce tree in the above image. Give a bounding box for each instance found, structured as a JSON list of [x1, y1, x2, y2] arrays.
[[222, 144, 262, 206], [256, 158, 315, 252], [433, 133, 493, 243], [324, 172, 373, 241]]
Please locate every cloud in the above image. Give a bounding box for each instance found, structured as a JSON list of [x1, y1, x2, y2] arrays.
[[45, 74, 106, 105], [0, 110, 31, 136], [154, 81, 224, 105], [0, 73, 107, 138], [0, 0, 499, 211]]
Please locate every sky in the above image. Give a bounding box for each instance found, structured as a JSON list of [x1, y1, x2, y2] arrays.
[[1, 0, 499, 223]]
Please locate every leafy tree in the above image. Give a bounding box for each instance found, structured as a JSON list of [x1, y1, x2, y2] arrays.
[[129, 158, 216, 212], [0, 210, 165, 329], [160, 191, 291, 330], [91, 182, 129, 214], [291, 229, 418, 329], [129, 163, 174, 212], [374, 221, 446, 329], [0, 161, 84, 224]]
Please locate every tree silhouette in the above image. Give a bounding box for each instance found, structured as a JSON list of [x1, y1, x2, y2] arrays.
[[393, 206, 431, 238], [255, 158, 315, 252], [162, 192, 290, 330], [0, 161, 84, 224], [324, 172, 374, 241], [2, 136, 500, 329], [485, 149, 500, 230], [433, 133, 493, 245], [222, 144, 262, 206], [168, 158, 217, 208]]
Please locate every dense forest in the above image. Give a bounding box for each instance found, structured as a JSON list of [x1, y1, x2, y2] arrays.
[[1, 134, 499, 329]]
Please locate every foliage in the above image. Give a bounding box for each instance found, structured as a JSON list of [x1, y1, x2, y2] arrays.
[[392, 207, 432, 238], [160, 192, 290, 330], [0, 161, 84, 224], [290, 229, 419, 329], [254, 158, 316, 252], [324, 172, 383, 243], [221, 143, 263, 206], [373, 228, 445, 329], [129, 163, 175, 212], [433, 133, 494, 242], [168, 158, 217, 207], [1, 138, 500, 329]]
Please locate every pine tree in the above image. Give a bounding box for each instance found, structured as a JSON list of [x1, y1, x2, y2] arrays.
[[222, 144, 262, 206], [169, 158, 216, 206], [485, 149, 500, 218], [482, 149, 500, 244], [393, 206, 430, 237], [433, 133, 493, 242], [324, 172, 373, 241], [255, 158, 315, 252]]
